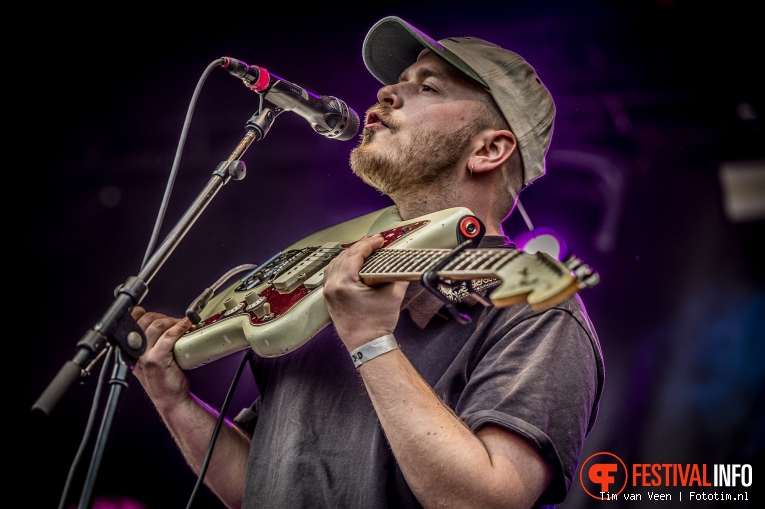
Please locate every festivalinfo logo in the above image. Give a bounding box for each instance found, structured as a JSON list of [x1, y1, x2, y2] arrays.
[[579, 452, 752, 503]]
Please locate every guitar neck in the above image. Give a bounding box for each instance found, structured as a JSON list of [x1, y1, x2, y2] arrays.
[[358, 247, 525, 285]]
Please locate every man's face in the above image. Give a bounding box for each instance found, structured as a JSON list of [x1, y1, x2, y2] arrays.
[[350, 52, 488, 197]]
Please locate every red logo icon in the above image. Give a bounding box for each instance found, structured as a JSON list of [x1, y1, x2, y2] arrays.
[[579, 452, 629, 500]]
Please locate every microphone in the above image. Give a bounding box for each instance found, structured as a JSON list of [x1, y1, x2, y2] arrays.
[[220, 57, 360, 141]]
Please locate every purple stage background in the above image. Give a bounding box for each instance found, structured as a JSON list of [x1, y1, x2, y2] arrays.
[[21, 2, 762, 507]]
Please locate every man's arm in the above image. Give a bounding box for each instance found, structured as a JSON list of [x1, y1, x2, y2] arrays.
[[131, 308, 251, 509], [361, 350, 552, 509], [322, 235, 552, 509]]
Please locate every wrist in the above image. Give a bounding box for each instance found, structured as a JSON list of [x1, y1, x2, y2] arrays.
[[349, 334, 399, 368]]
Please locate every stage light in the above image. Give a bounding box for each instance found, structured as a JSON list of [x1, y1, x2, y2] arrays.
[[512, 199, 569, 261], [513, 226, 568, 261]]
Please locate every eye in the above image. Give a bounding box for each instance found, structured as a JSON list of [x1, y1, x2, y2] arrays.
[[420, 83, 437, 93]]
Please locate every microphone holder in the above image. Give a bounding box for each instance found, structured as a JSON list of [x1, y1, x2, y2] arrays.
[[32, 110, 272, 508]]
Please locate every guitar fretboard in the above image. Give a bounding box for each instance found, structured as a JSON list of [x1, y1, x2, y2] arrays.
[[359, 247, 529, 283]]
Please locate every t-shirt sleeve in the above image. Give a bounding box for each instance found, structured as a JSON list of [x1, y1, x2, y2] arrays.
[[458, 297, 603, 505]]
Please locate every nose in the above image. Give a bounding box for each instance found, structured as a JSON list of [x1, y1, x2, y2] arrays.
[[377, 83, 402, 108]]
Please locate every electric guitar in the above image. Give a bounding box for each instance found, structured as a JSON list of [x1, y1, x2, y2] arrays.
[[173, 206, 599, 370]]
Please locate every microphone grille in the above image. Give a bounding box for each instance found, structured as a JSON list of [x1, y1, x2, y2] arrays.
[[317, 98, 360, 141]]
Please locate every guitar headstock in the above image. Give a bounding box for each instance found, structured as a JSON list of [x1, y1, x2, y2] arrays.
[[490, 251, 600, 310]]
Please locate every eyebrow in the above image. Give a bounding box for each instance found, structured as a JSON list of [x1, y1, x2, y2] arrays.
[[397, 66, 443, 84]]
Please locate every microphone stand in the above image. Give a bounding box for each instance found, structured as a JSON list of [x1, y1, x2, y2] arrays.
[[32, 106, 280, 509]]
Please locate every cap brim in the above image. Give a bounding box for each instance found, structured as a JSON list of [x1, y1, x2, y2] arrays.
[[363, 16, 486, 88]]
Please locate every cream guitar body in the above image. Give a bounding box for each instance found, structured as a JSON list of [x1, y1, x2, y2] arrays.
[[174, 206, 476, 369]]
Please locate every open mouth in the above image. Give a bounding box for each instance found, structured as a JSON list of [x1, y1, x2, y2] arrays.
[[364, 110, 389, 129]]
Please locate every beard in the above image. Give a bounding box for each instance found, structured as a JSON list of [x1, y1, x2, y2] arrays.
[[350, 105, 480, 198]]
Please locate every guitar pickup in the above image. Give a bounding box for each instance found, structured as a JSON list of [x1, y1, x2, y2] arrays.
[[272, 242, 341, 293], [303, 268, 325, 290]]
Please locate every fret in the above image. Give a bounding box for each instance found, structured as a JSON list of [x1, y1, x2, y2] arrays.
[[363, 249, 448, 275], [358, 247, 561, 287], [360, 248, 506, 281]]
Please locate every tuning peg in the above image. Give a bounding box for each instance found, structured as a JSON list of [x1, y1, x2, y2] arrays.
[[567, 259, 601, 289], [564, 255, 584, 271], [577, 268, 600, 288]]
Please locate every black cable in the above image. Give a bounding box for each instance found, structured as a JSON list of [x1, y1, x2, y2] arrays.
[[185, 348, 254, 508]]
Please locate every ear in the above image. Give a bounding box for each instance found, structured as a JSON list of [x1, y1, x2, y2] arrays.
[[468, 130, 517, 175]]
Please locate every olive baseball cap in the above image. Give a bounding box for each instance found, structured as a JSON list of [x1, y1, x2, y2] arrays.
[[362, 16, 556, 188]]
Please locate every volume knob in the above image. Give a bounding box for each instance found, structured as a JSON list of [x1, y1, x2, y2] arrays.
[[223, 297, 244, 316]]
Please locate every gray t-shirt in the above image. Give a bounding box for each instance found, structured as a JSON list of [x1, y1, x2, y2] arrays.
[[236, 236, 604, 508]]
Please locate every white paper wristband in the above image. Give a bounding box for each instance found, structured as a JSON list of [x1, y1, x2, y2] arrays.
[[350, 334, 399, 368]]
